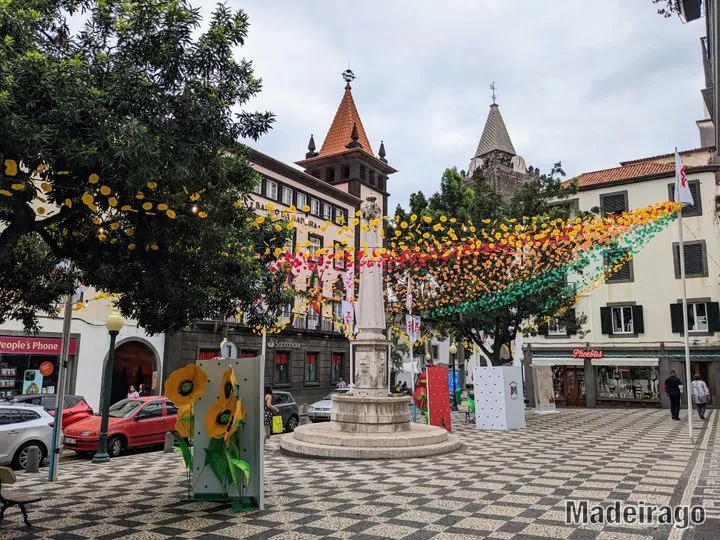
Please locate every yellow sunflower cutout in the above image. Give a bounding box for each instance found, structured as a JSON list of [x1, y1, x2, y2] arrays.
[[174, 404, 194, 439], [206, 399, 236, 439], [220, 366, 237, 402], [223, 398, 247, 445], [165, 364, 207, 406]]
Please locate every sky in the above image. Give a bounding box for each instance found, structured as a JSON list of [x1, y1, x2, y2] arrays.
[[216, 2, 706, 210]]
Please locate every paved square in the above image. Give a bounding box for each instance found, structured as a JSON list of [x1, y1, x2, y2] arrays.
[[0, 409, 717, 539]]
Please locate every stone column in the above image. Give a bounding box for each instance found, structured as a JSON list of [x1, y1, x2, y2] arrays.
[[353, 196, 390, 398], [584, 358, 596, 408]]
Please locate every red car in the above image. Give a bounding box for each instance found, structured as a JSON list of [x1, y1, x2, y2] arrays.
[[63, 397, 178, 458], [10, 394, 93, 428]]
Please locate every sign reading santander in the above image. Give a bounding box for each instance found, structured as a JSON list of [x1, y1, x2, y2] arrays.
[[572, 349, 603, 359], [0, 336, 78, 356]]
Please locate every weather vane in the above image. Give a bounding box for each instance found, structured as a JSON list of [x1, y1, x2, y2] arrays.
[[490, 81, 497, 104], [342, 69, 356, 83]]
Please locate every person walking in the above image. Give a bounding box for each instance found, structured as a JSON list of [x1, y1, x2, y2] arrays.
[[127, 385, 140, 399], [664, 369, 683, 420], [264, 387, 279, 441], [691, 374, 711, 420]]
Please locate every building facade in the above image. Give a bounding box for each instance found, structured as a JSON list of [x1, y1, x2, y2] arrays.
[[525, 147, 720, 410], [164, 79, 394, 405]]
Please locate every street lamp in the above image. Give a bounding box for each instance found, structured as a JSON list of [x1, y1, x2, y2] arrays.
[[449, 343, 458, 410], [92, 310, 125, 463]]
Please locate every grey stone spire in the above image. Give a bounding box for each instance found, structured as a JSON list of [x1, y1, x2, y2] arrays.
[[306, 134, 318, 158], [378, 140, 387, 163], [474, 103, 516, 158]]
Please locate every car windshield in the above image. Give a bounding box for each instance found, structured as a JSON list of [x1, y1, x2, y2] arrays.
[[108, 399, 141, 418], [322, 389, 348, 400]]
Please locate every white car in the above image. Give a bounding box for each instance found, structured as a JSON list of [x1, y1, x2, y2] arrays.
[[308, 388, 351, 422], [0, 403, 55, 470]]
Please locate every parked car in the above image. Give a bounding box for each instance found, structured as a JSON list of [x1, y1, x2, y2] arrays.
[[272, 391, 300, 432], [11, 394, 93, 428], [0, 403, 54, 470], [308, 388, 351, 422], [63, 397, 177, 458]]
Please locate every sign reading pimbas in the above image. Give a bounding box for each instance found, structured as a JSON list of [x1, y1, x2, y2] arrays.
[[572, 349, 603, 359], [566, 500, 705, 530]]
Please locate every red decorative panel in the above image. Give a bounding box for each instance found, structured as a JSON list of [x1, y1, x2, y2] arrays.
[[427, 366, 452, 432]]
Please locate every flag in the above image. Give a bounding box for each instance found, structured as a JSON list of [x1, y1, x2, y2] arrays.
[[406, 314, 415, 342], [405, 275, 413, 313], [674, 147, 694, 206], [342, 300, 354, 335]]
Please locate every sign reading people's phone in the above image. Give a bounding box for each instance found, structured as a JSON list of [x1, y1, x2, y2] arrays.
[[0, 336, 78, 355]]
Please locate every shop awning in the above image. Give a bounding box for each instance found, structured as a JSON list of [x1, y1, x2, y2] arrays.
[[532, 358, 584, 366], [532, 357, 659, 367]]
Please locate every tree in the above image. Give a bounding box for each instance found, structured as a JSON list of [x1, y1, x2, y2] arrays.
[[391, 163, 587, 365], [0, 1, 290, 334]]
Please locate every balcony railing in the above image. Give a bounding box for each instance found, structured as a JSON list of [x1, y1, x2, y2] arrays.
[[292, 313, 341, 333]]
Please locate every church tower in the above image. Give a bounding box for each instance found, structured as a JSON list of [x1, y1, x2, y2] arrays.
[[296, 71, 396, 217], [465, 85, 534, 200]]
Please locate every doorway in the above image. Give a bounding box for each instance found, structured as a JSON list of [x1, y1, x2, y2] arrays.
[[552, 366, 586, 407], [111, 341, 157, 405]]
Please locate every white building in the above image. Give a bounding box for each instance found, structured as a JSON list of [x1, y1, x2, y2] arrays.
[[525, 147, 720, 410]]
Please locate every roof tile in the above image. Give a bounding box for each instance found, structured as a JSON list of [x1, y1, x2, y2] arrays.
[[575, 161, 675, 188], [318, 83, 373, 157]]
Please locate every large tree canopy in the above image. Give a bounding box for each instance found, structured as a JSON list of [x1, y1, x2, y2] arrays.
[[391, 164, 587, 365], [0, 0, 291, 333]]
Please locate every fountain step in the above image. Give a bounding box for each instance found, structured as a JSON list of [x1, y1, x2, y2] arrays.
[[292, 422, 447, 447], [280, 429, 462, 459]]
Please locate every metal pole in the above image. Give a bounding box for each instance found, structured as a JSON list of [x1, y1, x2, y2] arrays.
[[92, 330, 119, 463], [451, 350, 458, 411], [48, 294, 73, 481], [409, 344, 416, 422], [261, 327, 267, 364], [678, 214, 694, 442], [349, 340, 354, 389]]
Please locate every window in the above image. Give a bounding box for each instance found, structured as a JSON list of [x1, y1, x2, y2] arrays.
[[296, 192, 307, 211], [252, 178, 262, 195], [332, 352, 344, 381], [673, 241, 708, 278], [547, 317, 568, 336], [604, 248, 633, 283], [266, 179, 278, 200], [334, 208, 345, 225], [198, 350, 220, 361], [670, 301, 720, 333], [284, 230, 296, 253], [325, 168, 335, 182], [166, 401, 178, 416], [280, 302, 293, 323], [310, 198, 321, 216], [369, 170, 376, 187], [281, 186, 293, 206], [333, 241, 346, 270], [308, 234, 323, 258], [668, 180, 702, 216], [431, 345, 439, 361], [611, 306, 634, 334], [139, 401, 163, 418], [273, 392, 288, 405], [307, 305, 320, 330], [0, 408, 14, 425], [360, 165, 366, 181], [600, 192, 628, 216], [596, 366, 659, 401], [275, 352, 290, 384], [305, 352, 318, 382], [323, 203, 332, 221], [240, 350, 257, 358], [342, 166, 350, 179], [378, 177, 385, 191]]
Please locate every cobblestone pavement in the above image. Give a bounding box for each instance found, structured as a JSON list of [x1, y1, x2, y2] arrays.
[[0, 409, 717, 539]]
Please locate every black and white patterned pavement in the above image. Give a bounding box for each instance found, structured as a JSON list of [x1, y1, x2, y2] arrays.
[[0, 409, 718, 539]]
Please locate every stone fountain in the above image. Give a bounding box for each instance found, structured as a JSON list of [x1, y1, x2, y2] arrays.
[[280, 197, 460, 459]]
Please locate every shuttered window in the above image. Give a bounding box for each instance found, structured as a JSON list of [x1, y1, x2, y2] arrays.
[[604, 248, 633, 283], [600, 192, 628, 216], [668, 180, 702, 216], [673, 241, 708, 278], [670, 301, 720, 333]]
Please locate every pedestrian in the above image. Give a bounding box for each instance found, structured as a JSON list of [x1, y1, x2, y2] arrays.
[[264, 386, 279, 441], [664, 369, 683, 420], [337, 377, 348, 389], [691, 374, 711, 420], [138, 383, 145, 396], [127, 385, 140, 399]]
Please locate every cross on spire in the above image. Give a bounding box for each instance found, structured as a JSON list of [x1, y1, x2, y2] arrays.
[[490, 81, 497, 105]]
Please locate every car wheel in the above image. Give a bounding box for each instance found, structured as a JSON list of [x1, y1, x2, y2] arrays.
[[12, 442, 45, 471], [285, 415, 299, 432], [108, 436, 123, 458]]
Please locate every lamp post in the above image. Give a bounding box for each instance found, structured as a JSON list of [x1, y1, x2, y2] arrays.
[[449, 343, 458, 410], [92, 310, 125, 463]]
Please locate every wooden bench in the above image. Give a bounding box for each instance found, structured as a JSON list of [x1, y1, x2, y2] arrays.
[[0, 466, 42, 527]]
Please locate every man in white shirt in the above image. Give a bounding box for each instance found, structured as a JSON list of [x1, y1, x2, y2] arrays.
[[691, 374, 711, 420]]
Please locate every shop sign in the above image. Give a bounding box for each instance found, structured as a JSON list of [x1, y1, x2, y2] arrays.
[[572, 349, 603, 359], [0, 336, 78, 356], [246, 201, 322, 230], [266, 338, 302, 350]]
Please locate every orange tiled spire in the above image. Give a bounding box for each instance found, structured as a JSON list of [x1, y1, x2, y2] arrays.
[[318, 83, 373, 156]]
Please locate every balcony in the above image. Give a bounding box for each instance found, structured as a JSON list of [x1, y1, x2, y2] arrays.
[[292, 313, 342, 334]]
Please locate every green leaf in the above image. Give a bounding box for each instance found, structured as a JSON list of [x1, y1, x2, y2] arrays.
[[205, 437, 230, 484], [172, 433, 192, 469], [228, 458, 251, 484]]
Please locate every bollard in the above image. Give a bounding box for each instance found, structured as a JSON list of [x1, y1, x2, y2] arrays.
[[25, 446, 41, 473], [164, 431, 174, 453]]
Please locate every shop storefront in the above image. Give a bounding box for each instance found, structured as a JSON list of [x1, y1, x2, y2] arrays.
[[0, 335, 79, 399]]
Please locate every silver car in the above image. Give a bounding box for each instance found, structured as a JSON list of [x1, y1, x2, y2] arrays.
[[308, 388, 351, 422], [0, 403, 54, 470]]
